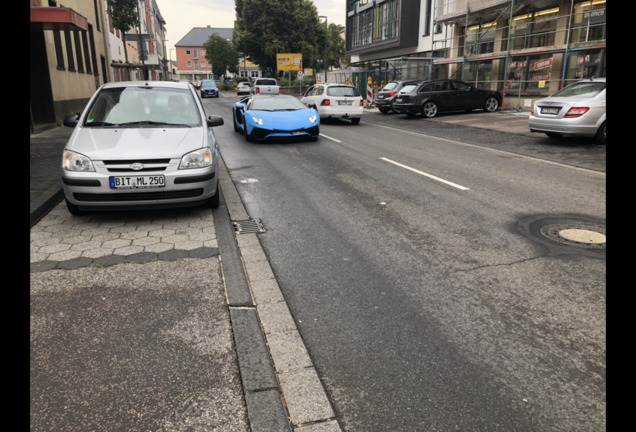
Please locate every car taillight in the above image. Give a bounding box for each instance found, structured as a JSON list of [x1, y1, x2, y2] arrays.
[[320, 99, 331, 106], [359, 100, 364, 106], [256, 87, 260, 93], [564, 107, 590, 118], [388, 91, 397, 97], [279, 88, 283, 93]]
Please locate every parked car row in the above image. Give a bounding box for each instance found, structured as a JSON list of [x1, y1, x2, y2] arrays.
[[377, 79, 502, 118]]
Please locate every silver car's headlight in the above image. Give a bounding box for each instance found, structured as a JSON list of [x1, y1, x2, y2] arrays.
[[63, 149, 95, 172], [179, 147, 213, 169]]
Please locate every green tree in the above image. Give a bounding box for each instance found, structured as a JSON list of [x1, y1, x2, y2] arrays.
[[204, 34, 239, 79], [107, 0, 139, 63], [233, 0, 323, 76], [326, 24, 346, 70]]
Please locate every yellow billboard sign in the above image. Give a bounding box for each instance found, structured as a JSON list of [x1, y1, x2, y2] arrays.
[[277, 53, 302, 71]]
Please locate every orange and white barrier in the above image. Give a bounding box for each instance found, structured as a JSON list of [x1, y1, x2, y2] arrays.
[[366, 78, 374, 107]]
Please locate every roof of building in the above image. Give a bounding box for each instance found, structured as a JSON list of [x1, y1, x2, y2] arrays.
[[175, 26, 234, 47]]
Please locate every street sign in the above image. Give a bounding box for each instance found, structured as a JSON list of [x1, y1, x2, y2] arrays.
[[277, 53, 302, 71], [297, 71, 304, 78]]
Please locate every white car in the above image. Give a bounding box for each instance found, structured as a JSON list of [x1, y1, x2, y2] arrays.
[[61, 80, 224, 215], [529, 77, 606, 145], [236, 81, 252, 96], [300, 84, 364, 124]]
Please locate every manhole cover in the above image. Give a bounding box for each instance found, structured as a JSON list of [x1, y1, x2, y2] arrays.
[[540, 223, 605, 249], [517, 215, 606, 257]]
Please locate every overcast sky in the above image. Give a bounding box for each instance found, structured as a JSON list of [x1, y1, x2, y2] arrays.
[[157, 0, 346, 58]]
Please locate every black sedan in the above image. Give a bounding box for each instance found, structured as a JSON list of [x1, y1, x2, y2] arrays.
[[392, 79, 501, 118]]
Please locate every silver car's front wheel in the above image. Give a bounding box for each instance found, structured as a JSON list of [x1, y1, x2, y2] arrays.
[[422, 101, 438, 118]]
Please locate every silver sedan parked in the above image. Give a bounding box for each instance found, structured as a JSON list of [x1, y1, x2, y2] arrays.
[[529, 77, 606, 144], [61, 80, 224, 215]]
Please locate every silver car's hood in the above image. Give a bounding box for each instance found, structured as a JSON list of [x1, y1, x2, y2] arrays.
[[66, 126, 207, 160]]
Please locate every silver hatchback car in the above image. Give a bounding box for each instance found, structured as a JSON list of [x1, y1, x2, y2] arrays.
[[61, 80, 224, 215], [529, 77, 606, 144]]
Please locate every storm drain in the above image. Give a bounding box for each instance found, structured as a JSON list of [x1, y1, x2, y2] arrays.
[[540, 223, 605, 249], [233, 218, 266, 234]]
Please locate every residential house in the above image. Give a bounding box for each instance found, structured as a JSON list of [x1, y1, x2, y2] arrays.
[[174, 26, 253, 82], [123, 0, 168, 81]]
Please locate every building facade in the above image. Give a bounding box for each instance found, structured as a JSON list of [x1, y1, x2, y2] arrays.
[[30, 0, 171, 134], [173, 26, 252, 83], [345, 0, 606, 110], [30, 0, 110, 133]]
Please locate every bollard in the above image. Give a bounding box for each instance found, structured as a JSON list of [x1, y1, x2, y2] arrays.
[[366, 77, 373, 107]]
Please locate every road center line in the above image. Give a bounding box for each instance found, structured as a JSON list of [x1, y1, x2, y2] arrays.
[[380, 157, 470, 191]]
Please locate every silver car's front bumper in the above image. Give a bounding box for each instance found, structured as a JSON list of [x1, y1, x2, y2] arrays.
[[62, 163, 219, 211]]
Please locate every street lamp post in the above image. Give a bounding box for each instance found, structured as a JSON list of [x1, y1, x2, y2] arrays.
[[319, 16, 328, 84], [169, 48, 174, 81], [162, 39, 168, 80]]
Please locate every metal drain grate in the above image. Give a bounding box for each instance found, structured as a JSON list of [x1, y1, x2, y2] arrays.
[[233, 218, 266, 234]]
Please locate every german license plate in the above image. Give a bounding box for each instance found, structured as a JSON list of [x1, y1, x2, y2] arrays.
[[109, 175, 165, 189], [338, 101, 352, 105], [396, 98, 403, 102], [292, 131, 305, 135], [541, 107, 559, 115], [377, 95, 385, 99]]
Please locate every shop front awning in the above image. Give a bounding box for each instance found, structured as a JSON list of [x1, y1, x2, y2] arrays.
[[30, 7, 88, 32]]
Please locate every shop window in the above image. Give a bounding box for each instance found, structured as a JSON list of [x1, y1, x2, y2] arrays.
[[565, 48, 606, 82], [510, 8, 559, 50], [462, 59, 495, 88], [570, 1, 606, 44], [508, 54, 553, 92], [464, 22, 496, 56]]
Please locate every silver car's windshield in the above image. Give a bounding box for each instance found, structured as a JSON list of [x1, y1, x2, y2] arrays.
[[83, 87, 202, 127]]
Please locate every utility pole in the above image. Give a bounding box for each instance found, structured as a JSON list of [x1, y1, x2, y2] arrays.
[[137, 0, 147, 80], [319, 16, 328, 84]]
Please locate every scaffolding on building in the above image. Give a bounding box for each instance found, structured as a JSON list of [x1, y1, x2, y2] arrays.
[[347, 0, 606, 110]]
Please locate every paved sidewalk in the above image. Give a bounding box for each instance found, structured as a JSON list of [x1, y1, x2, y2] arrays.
[[30, 125, 73, 226]]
